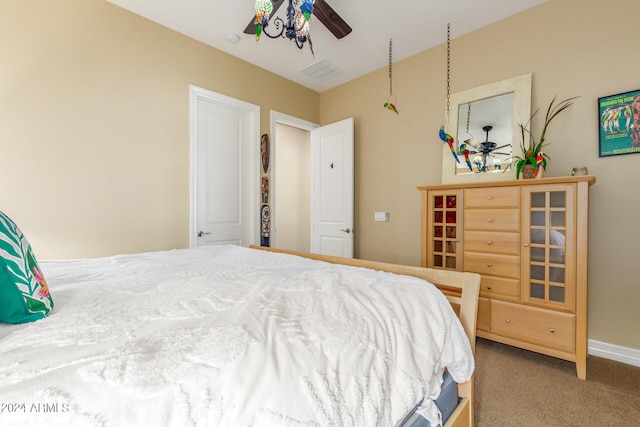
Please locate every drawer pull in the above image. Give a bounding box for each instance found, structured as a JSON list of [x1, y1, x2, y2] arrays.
[[487, 241, 493, 245], [487, 263, 492, 267], [505, 319, 510, 324], [549, 328, 555, 334], [487, 218, 493, 223], [487, 285, 492, 290], [488, 196, 493, 200], [524, 243, 529, 247]]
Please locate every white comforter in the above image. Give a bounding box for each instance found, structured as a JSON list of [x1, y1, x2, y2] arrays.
[[0, 245, 473, 427]]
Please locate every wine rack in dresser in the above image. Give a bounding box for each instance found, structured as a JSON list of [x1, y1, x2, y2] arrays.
[[419, 176, 595, 379]]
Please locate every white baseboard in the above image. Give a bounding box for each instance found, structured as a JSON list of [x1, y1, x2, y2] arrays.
[[589, 339, 640, 367]]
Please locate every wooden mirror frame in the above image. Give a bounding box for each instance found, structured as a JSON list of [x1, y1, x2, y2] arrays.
[[441, 73, 532, 183]]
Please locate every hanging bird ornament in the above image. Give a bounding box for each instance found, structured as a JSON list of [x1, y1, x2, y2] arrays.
[[254, 0, 273, 41], [440, 126, 460, 164], [459, 143, 473, 171], [384, 39, 399, 114], [534, 152, 544, 177], [295, 0, 315, 55], [439, 23, 460, 164], [300, 0, 314, 21], [384, 101, 398, 114]]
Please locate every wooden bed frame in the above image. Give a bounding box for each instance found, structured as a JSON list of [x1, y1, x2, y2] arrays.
[[250, 246, 480, 427]]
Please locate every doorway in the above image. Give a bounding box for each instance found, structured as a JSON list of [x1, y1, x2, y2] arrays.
[[271, 112, 317, 251], [271, 112, 354, 257]]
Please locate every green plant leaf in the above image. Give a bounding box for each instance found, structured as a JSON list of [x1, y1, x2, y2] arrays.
[[515, 161, 523, 179], [516, 95, 580, 165]]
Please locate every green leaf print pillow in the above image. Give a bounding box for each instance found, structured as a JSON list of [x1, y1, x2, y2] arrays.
[[0, 211, 54, 324]]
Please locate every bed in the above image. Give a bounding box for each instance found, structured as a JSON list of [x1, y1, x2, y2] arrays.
[[0, 244, 479, 427]]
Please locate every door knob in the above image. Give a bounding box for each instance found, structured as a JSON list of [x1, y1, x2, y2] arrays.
[[339, 228, 353, 234], [197, 231, 212, 237]]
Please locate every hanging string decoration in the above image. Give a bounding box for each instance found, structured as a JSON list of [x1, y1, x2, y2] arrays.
[[459, 103, 473, 170], [439, 23, 459, 164], [383, 39, 399, 114]]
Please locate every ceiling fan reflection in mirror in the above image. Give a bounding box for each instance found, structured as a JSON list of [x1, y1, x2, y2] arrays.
[[245, 0, 352, 54], [461, 125, 511, 173]]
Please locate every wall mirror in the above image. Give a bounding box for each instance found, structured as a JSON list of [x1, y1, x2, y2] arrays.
[[441, 73, 532, 183]]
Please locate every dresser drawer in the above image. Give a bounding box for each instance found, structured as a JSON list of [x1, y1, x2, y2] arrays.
[[464, 187, 520, 208], [464, 252, 520, 279], [480, 275, 519, 302], [464, 209, 520, 232], [464, 231, 520, 255], [490, 300, 575, 353]]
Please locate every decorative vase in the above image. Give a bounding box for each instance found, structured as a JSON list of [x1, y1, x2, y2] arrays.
[[522, 164, 536, 179], [521, 163, 544, 179]]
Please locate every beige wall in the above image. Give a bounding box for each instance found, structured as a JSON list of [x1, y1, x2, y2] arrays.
[[320, 0, 640, 350], [2, 0, 638, 351], [0, 0, 318, 258], [274, 124, 310, 252]]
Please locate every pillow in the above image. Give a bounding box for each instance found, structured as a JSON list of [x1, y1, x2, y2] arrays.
[[0, 211, 54, 324]]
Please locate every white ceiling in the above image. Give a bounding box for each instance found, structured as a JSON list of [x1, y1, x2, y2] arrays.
[[105, 0, 547, 93]]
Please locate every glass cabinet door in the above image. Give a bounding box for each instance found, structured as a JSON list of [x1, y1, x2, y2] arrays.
[[522, 184, 575, 311], [427, 190, 462, 270]]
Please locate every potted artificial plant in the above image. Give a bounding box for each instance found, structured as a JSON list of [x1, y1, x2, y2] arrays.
[[509, 95, 579, 179]]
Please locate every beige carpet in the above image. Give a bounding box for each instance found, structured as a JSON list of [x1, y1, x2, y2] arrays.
[[474, 338, 640, 426]]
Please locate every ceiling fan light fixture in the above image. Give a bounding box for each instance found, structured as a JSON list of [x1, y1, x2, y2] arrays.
[[458, 132, 478, 147], [245, 0, 352, 53], [253, 0, 315, 54]]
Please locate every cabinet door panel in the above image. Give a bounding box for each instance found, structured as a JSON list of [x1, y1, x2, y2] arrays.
[[426, 190, 462, 270], [522, 184, 576, 311]]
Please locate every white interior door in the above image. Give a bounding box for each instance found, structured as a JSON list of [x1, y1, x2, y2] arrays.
[[311, 118, 354, 257], [190, 86, 259, 248]]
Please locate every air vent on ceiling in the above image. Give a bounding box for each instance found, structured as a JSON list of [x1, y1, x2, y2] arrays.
[[299, 60, 343, 81]]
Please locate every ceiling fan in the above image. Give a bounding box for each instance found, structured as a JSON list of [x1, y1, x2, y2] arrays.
[[244, 0, 352, 41]]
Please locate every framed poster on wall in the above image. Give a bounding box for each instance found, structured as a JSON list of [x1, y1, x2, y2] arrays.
[[598, 89, 640, 157]]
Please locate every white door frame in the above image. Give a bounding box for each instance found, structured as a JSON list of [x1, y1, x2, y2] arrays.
[[270, 111, 319, 248], [189, 85, 260, 248]]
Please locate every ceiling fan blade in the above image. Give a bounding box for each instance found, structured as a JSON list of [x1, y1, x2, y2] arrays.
[[312, 0, 352, 39], [244, 0, 286, 35]]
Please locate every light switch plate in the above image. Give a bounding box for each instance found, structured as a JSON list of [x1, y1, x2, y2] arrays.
[[374, 212, 389, 222]]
